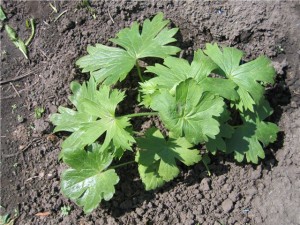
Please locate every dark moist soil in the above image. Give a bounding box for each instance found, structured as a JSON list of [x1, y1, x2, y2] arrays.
[[1, 1, 300, 225]]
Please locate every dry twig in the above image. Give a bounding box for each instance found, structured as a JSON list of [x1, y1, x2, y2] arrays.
[[0, 70, 35, 85]]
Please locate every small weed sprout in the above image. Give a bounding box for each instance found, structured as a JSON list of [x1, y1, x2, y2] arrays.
[[11, 104, 17, 113], [60, 205, 71, 216], [34, 106, 45, 119], [17, 115, 24, 123]]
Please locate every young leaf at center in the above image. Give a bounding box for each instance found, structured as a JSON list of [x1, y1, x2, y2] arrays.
[[145, 50, 239, 101], [151, 78, 225, 144]]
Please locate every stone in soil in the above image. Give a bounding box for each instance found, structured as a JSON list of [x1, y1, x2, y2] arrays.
[[221, 199, 234, 213]]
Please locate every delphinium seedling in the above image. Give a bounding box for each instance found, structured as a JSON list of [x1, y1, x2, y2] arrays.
[[50, 12, 279, 213]]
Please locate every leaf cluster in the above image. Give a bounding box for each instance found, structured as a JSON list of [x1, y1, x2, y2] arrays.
[[50, 13, 279, 213]]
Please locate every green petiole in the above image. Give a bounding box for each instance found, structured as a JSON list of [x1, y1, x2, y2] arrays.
[[136, 61, 144, 82], [25, 18, 35, 46], [108, 160, 135, 170], [124, 112, 158, 118]]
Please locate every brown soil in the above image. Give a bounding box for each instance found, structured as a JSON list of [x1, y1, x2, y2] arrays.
[[1, 1, 299, 225]]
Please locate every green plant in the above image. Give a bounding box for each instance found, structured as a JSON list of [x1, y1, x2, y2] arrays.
[[0, 209, 18, 225], [0, 214, 11, 225], [0, 5, 6, 21], [60, 205, 71, 216], [50, 13, 279, 213], [5, 25, 28, 59], [11, 104, 17, 113], [4, 18, 35, 59], [77, 0, 97, 19], [34, 106, 45, 119], [17, 115, 24, 123]]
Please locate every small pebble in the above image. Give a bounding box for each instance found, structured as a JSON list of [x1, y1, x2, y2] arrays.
[[221, 199, 234, 213], [200, 178, 211, 191]]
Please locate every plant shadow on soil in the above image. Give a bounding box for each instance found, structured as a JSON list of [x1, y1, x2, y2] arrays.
[[264, 67, 291, 167], [99, 158, 231, 218]]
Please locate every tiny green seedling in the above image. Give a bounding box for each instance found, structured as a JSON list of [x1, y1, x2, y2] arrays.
[[29, 124, 35, 131], [276, 45, 284, 54], [34, 106, 45, 119], [50, 13, 279, 213], [60, 205, 71, 216], [77, 0, 96, 19], [11, 104, 17, 113], [17, 115, 24, 123], [0, 5, 6, 21], [25, 19, 30, 29]]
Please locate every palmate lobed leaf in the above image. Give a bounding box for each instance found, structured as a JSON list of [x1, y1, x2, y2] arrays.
[[136, 163, 165, 191], [144, 50, 239, 104], [51, 78, 99, 133], [76, 12, 180, 85], [68, 76, 98, 110], [136, 128, 201, 190], [76, 44, 135, 85], [151, 78, 225, 144], [50, 77, 135, 159], [204, 43, 276, 112], [206, 108, 234, 155], [226, 99, 279, 163], [111, 12, 179, 59], [61, 143, 119, 214], [51, 107, 96, 133]]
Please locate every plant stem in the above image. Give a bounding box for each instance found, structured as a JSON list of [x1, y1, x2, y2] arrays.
[[136, 61, 144, 82], [109, 160, 135, 170], [25, 18, 35, 46], [125, 112, 158, 118], [54, 9, 68, 22]]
